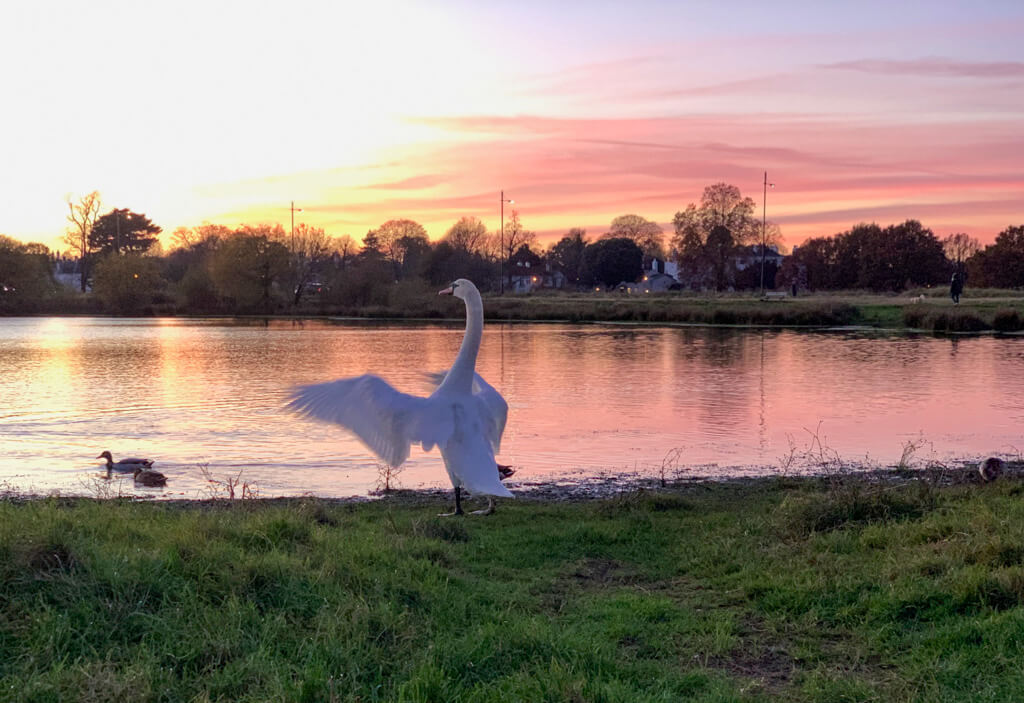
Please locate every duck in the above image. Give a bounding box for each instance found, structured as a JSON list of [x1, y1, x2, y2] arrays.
[[979, 457, 1005, 483], [498, 464, 516, 480], [97, 450, 153, 473], [289, 278, 512, 516], [133, 467, 167, 487]]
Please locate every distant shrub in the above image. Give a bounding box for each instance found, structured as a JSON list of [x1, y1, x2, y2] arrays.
[[992, 309, 1023, 332]]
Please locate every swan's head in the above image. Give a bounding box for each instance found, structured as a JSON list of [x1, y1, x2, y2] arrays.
[[97, 451, 113, 461], [438, 279, 477, 300]]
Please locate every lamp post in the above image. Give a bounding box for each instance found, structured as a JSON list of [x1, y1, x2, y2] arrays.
[[759, 172, 775, 297], [499, 190, 514, 295]]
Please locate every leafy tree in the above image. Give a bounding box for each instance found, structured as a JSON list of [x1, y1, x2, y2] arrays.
[[0, 236, 57, 308], [367, 219, 430, 280], [581, 237, 643, 288], [444, 216, 489, 254], [89, 209, 161, 255], [548, 228, 589, 286], [208, 229, 290, 312], [672, 183, 772, 290], [605, 215, 665, 258], [91, 253, 164, 313], [63, 191, 102, 291], [968, 225, 1024, 288], [672, 183, 761, 255], [784, 236, 840, 290]]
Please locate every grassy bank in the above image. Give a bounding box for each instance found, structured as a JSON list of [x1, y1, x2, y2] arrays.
[[4, 470, 1024, 702], [310, 288, 1024, 332]]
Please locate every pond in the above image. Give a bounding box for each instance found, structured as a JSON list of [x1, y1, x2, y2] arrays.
[[0, 317, 1021, 498]]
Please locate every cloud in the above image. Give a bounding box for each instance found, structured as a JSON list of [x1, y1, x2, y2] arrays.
[[819, 57, 1024, 78], [357, 174, 449, 190]]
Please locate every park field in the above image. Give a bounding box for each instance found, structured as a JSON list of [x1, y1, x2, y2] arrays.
[[3, 465, 1024, 702]]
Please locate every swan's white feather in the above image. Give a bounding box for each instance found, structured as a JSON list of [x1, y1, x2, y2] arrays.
[[288, 374, 454, 467], [423, 370, 507, 453]]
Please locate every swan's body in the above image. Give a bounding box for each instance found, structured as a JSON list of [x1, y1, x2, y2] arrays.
[[288, 279, 512, 515], [133, 467, 167, 486], [97, 450, 153, 473]]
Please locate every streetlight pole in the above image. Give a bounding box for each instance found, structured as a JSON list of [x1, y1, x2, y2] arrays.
[[759, 172, 774, 297], [499, 190, 514, 295]]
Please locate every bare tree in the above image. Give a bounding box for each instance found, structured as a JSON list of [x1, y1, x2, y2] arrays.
[[501, 210, 537, 290], [367, 219, 430, 279], [943, 232, 980, 266], [287, 222, 333, 304], [63, 191, 101, 291], [332, 234, 358, 269], [604, 214, 665, 258], [444, 216, 489, 254], [171, 223, 231, 251]]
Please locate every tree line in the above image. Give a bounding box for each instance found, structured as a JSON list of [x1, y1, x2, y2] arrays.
[[1, 185, 1022, 315]]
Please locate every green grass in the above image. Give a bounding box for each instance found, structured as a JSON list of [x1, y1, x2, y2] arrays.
[[4, 475, 1024, 702]]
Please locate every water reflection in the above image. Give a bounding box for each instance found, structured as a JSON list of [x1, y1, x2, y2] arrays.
[[0, 318, 1021, 498]]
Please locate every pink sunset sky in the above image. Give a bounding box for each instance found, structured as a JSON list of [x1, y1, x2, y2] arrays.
[[2, 0, 1022, 251]]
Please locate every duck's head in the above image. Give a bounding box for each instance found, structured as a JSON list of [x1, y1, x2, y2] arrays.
[[438, 278, 477, 301], [97, 451, 113, 462]]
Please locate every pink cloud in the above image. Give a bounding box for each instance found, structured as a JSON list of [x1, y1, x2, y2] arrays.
[[820, 57, 1024, 78]]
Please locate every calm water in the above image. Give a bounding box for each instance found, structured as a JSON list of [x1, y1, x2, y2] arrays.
[[0, 317, 1021, 498]]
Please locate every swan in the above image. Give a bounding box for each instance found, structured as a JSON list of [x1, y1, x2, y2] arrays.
[[133, 467, 167, 487], [288, 278, 513, 516], [97, 450, 153, 473]]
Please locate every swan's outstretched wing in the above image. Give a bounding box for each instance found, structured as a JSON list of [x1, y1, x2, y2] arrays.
[[423, 370, 508, 452], [288, 374, 453, 467], [470, 373, 508, 453]]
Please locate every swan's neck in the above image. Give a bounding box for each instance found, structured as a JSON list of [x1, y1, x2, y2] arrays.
[[443, 290, 483, 393]]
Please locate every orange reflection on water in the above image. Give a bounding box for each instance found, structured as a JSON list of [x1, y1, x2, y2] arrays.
[[0, 318, 1022, 497]]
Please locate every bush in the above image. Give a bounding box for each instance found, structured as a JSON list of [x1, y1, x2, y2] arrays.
[[992, 309, 1023, 332]]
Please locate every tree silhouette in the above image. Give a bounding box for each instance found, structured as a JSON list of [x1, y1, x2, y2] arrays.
[[89, 209, 161, 255]]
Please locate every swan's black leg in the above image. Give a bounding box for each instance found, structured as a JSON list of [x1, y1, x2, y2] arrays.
[[439, 487, 465, 517]]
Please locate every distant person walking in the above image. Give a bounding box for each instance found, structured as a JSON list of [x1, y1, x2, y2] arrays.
[[950, 271, 964, 304]]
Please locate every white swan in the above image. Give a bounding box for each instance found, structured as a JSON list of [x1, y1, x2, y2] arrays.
[[97, 450, 153, 473], [287, 278, 513, 515]]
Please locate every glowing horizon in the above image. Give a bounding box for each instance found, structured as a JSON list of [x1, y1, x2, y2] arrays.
[[3, 1, 1022, 253]]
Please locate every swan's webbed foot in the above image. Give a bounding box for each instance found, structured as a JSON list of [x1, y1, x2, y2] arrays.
[[470, 497, 495, 516], [439, 487, 465, 517]]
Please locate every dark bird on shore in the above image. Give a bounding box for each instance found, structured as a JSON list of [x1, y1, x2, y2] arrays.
[[979, 457, 1005, 482], [133, 467, 167, 487], [288, 279, 512, 517]]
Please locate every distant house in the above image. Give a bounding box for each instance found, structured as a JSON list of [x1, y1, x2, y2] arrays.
[[510, 261, 566, 292], [644, 256, 679, 279], [734, 245, 784, 272], [508, 245, 566, 292], [672, 244, 786, 291]]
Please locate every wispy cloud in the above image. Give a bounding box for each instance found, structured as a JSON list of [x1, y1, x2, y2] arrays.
[[819, 57, 1024, 78]]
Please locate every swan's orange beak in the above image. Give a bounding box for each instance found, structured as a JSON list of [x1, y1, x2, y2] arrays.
[[438, 286, 454, 296]]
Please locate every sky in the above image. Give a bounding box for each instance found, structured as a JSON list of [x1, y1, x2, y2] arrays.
[[2, 0, 1022, 252]]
